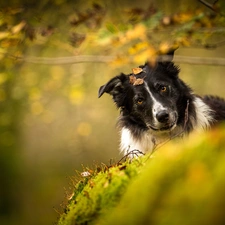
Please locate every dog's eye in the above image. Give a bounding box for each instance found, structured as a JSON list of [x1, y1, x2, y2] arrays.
[[160, 86, 167, 93], [137, 98, 144, 105]]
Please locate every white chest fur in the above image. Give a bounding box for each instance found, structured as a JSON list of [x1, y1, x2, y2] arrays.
[[120, 128, 156, 155]]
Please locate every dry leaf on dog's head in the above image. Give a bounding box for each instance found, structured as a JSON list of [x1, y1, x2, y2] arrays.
[[134, 78, 144, 85], [129, 75, 136, 84], [129, 74, 145, 86], [132, 67, 143, 75]]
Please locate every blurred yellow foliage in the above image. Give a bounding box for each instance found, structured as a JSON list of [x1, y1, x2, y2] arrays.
[[0, 32, 10, 40], [186, 161, 210, 186], [125, 24, 146, 41], [11, 21, 26, 34], [41, 110, 55, 124], [110, 55, 129, 67], [128, 41, 149, 55], [29, 87, 41, 101], [23, 72, 38, 87], [172, 12, 194, 24], [0, 89, 6, 101], [0, 73, 8, 85], [50, 66, 65, 81], [133, 46, 156, 64], [69, 87, 84, 105], [31, 101, 44, 115], [77, 122, 92, 137]]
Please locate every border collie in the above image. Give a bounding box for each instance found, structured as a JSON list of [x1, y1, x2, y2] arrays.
[[98, 52, 225, 155]]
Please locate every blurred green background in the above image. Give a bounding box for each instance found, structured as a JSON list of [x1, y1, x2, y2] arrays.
[[0, 0, 225, 224]]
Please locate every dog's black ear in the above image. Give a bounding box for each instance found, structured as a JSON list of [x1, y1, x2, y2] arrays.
[[98, 74, 128, 98], [165, 45, 179, 60]]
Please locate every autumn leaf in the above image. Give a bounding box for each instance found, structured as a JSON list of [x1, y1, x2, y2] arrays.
[[11, 21, 26, 34], [133, 78, 145, 85], [129, 75, 145, 86], [125, 24, 146, 41], [132, 67, 143, 75], [159, 42, 171, 54], [129, 75, 136, 84]]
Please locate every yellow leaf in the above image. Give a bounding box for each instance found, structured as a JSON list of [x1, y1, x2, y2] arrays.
[[128, 41, 149, 55], [0, 32, 10, 40], [159, 42, 171, 54], [159, 42, 179, 55], [126, 24, 146, 41], [133, 46, 156, 64], [11, 21, 26, 34]]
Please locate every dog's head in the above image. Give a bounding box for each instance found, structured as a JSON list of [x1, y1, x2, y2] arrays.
[[98, 54, 191, 133]]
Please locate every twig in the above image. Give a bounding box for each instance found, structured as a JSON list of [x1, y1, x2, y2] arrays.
[[167, 55, 225, 66], [117, 149, 145, 164], [10, 54, 115, 64], [184, 99, 190, 128], [203, 40, 225, 49], [198, 0, 225, 16], [198, 0, 217, 12], [4, 53, 225, 66]]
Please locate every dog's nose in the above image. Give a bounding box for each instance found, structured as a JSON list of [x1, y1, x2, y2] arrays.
[[156, 110, 169, 123]]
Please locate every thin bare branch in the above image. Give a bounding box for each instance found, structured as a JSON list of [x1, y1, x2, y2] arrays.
[[8, 54, 115, 64], [198, 0, 217, 12], [198, 0, 225, 16], [173, 55, 225, 66], [4, 54, 225, 66]]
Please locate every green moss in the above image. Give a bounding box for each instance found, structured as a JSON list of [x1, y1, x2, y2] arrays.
[[58, 126, 225, 225], [57, 158, 146, 225]]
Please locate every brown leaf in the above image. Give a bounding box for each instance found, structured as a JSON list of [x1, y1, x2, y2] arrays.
[[132, 67, 143, 75], [129, 75, 145, 86], [133, 78, 144, 86], [129, 75, 136, 84]]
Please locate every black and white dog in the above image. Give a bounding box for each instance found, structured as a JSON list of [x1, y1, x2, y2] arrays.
[[98, 53, 225, 155]]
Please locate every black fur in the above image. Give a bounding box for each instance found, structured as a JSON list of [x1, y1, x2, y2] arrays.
[[203, 95, 225, 121]]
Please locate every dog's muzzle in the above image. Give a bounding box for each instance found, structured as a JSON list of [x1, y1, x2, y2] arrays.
[[149, 110, 178, 131]]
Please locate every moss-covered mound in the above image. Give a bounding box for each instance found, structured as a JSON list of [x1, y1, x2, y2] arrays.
[[57, 126, 225, 225]]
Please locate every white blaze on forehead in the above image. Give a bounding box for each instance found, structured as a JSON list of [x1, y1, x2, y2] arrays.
[[144, 82, 166, 115]]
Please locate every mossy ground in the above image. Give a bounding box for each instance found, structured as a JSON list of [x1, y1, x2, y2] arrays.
[[57, 125, 225, 225]]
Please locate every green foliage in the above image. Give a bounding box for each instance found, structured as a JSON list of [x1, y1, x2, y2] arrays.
[[58, 126, 225, 225]]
